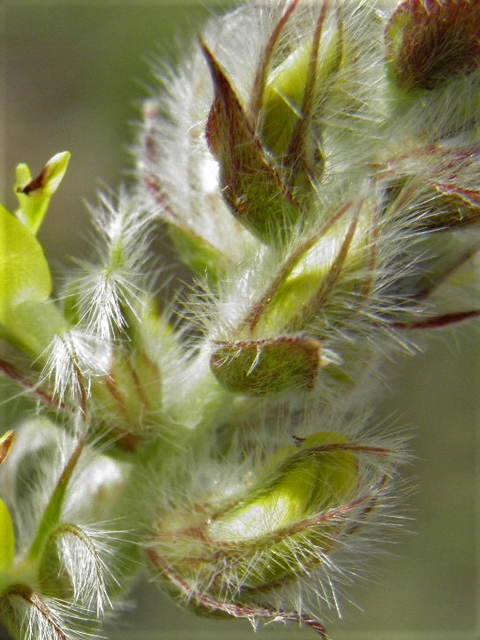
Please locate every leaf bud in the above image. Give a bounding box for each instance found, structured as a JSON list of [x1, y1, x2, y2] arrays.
[[15, 152, 71, 235]]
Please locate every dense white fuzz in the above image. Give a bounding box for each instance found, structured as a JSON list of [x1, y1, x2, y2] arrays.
[[53, 525, 113, 616], [40, 330, 110, 407], [2, 591, 94, 640], [139, 85, 257, 267]]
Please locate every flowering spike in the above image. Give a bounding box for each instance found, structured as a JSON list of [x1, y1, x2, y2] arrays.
[[2, 0, 480, 638]]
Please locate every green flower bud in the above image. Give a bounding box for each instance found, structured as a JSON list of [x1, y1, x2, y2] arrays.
[[386, 0, 480, 92], [250, 201, 373, 336], [208, 431, 357, 555], [210, 336, 325, 396], [149, 432, 391, 619], [258, 2, 343, 193], [200, 0, 386, 249], [383, 145, 480, 232]]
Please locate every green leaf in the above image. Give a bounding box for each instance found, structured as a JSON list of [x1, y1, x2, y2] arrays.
[[0, 203, 52, 319], [0, 499, 15, 574], [6, 299, 68, 357], [14, 152, 71, 235], [0, 204, 66, 355]]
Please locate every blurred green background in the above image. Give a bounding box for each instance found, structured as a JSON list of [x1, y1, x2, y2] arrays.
[[2, 2, 479, 639]]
